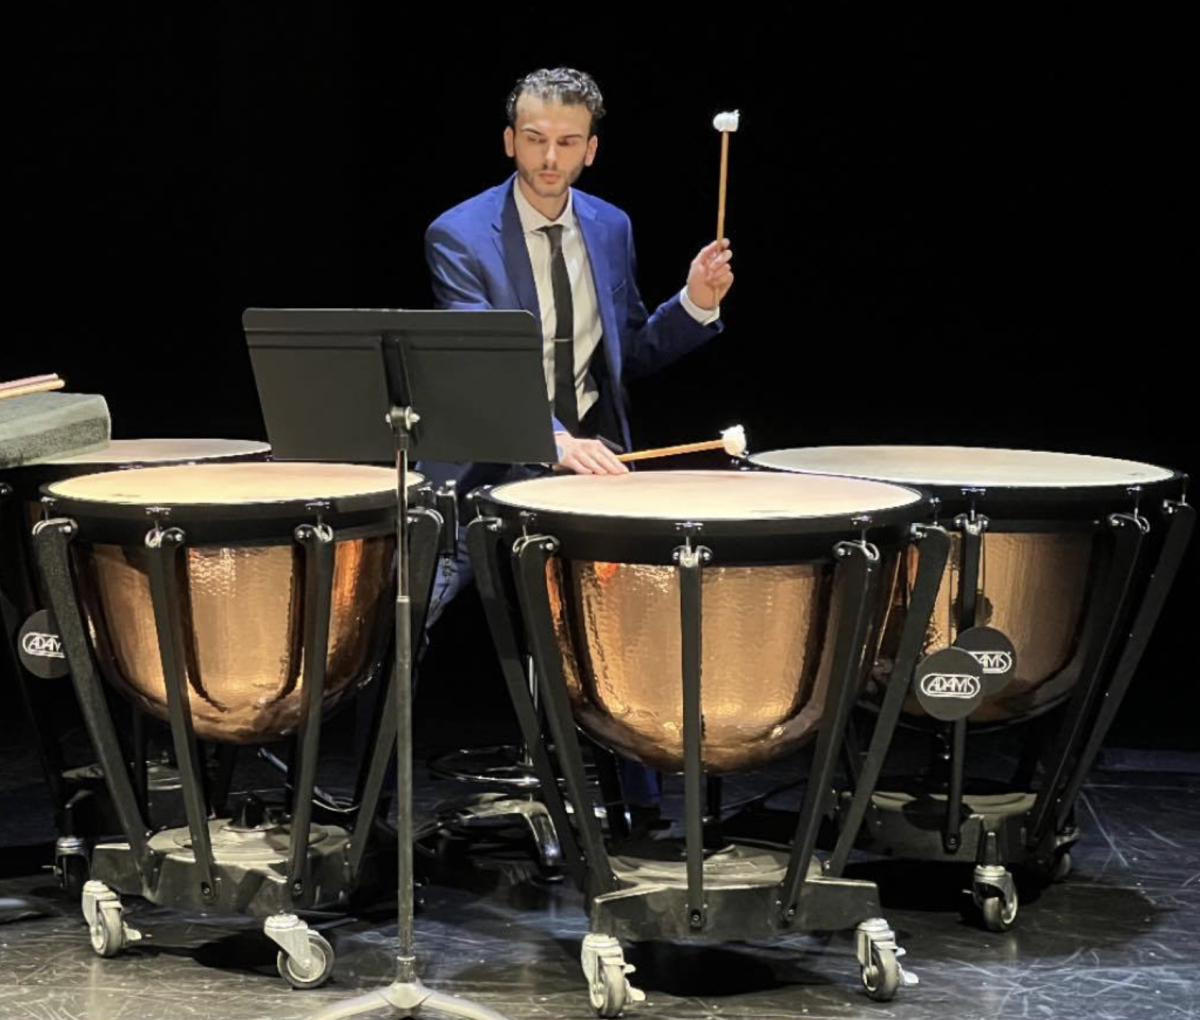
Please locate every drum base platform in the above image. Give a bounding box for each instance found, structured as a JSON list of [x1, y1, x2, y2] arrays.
[[91, 817, 363, 917], [81, 817, 386, 987], [844, 782, 1078, 930], [590, 840, 883, 943], [851, 783, 1076, 869]]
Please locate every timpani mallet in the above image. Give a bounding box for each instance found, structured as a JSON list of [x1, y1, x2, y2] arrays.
[[712, 110, 740, 244], [617, 425, 747, 464]]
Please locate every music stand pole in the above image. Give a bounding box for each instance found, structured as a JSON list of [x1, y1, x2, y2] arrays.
[[302, 416, 507, 1020]]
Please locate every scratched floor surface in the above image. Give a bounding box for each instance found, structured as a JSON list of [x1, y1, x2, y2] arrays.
[[2, 697, 1197, 1020]]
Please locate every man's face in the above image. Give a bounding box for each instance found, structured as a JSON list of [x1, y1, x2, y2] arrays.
[[504, 96, 598, 202]]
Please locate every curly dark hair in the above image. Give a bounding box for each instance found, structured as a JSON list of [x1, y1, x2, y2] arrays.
[[506, 68, 606, 136]]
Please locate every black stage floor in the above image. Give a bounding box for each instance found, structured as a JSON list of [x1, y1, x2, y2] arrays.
[[2, 682, 1197, 1020]]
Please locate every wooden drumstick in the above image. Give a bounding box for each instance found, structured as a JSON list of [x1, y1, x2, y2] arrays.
[[0, 374, 65, 401], [712, 110, 739, 243], [618, 425, 746, 463]]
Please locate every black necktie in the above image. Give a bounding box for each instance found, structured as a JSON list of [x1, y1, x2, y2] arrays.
[[539, 224, 579, 434]]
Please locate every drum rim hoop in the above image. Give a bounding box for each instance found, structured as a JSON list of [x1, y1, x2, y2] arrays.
[[475, 490, 930, 538]]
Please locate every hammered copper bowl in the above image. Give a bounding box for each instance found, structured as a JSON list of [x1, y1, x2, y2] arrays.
[[43, 462, 410, 743], [482, 470, 925, 773], [748, 445, 1181, 725], [880, 530, 1095, 723]]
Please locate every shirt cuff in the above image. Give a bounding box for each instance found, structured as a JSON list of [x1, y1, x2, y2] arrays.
[[680, 286, 721, 326]]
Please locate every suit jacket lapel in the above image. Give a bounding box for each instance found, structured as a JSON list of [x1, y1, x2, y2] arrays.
[[573, 190, 622, 382], [494, 177, 541, 319]]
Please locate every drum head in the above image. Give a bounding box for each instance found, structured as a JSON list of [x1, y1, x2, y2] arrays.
[[46, 462, 412, 506], [38, 438, 272, 467], [748, 446, 1176, 490], [490, 470, 923, 521]]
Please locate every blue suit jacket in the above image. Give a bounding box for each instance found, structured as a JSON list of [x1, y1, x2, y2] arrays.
[[424, 175, 722, 465]]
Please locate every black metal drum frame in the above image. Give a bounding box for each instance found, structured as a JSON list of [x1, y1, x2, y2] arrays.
[[31, 483, 441, 988]]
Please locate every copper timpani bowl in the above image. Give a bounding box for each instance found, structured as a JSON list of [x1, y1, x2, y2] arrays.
[[748, 446, 1183, 724], [477, 470, 929, 773], [42, 461, 413, 743]]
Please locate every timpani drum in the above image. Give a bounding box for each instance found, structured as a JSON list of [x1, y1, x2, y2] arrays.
[[469, 470, 937, 1007], [748, 445, 1193, 930], [32, 461, 435, 987]]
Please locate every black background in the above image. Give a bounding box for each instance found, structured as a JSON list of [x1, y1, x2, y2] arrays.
[[9, 7, 1196, 748]]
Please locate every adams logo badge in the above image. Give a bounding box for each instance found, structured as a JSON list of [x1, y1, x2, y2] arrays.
[[18, 609, 70, 680], [954, 626, 1018, 695], [919, 673, 982, 699], [913, 647, 984, 721]]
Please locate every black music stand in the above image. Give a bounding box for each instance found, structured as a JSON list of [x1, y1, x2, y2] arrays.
[[244, 308, 555, 1020]]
